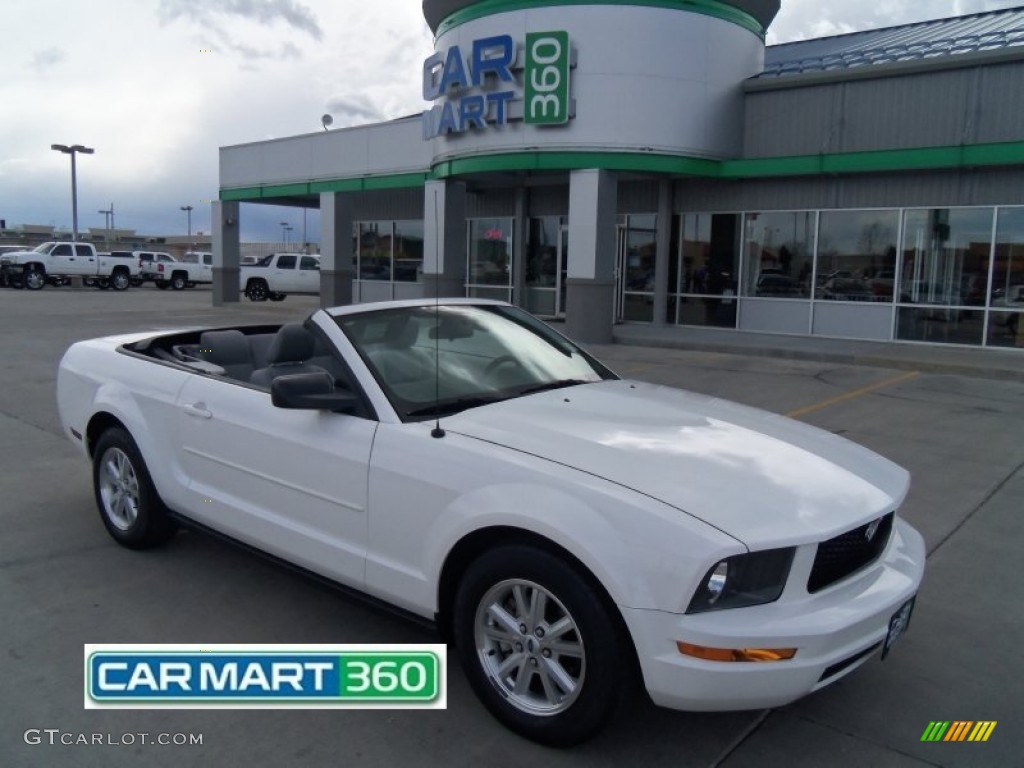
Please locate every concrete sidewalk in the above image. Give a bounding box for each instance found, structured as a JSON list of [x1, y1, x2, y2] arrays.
[[612, 323, 1024, 383]]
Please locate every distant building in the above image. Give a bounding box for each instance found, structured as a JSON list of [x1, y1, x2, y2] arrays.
[[214, 1, 1024, 350]]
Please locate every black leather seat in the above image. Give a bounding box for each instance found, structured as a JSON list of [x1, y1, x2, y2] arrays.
[[250, 323, 329, 388], [198, 330, 253, 380]]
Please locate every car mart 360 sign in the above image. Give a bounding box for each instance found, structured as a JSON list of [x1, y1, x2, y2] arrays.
[[422, 31, 573, 139]]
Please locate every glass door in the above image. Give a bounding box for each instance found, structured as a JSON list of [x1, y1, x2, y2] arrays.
[[526, 217, 568, 317]]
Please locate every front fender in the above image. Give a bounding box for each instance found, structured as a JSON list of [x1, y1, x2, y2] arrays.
[[363, 425, 742, 618]]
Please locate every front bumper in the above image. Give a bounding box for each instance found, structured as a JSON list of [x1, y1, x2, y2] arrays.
[[624, 517, 925, 711]]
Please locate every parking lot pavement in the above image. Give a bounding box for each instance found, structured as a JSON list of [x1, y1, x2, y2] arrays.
[[1, 286, 1021, 767]]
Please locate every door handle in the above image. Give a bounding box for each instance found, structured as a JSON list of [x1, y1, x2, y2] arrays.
[[183, 402, 213, 419]]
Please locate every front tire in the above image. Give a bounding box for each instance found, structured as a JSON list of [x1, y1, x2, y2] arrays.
[[453, 545, 628, 747], [92, 428, 177, 549], [170, 273, 187, 290], [23, 265, 45, 290]]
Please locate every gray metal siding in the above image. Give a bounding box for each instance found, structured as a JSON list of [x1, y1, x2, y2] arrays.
[[839, 73, 972, 150], [467, 189, 517, 218], [976, 62, 1024, 143], [350, 189, 423, 221], [744, 87, 838, 156], [745, 61, 1024, 157], [673, 168, 1024, 212], [527, 185, 570, 217]]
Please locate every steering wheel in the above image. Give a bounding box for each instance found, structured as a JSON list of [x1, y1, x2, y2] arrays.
[[483, 355, 525, 376]]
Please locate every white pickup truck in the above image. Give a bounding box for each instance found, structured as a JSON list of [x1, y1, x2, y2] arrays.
[[0, 242, 139, 290], [147, 251, 213, 290], [240, 252, 320, 301]]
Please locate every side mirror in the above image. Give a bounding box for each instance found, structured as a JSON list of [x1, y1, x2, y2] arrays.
[[271, 372, 358, 413]]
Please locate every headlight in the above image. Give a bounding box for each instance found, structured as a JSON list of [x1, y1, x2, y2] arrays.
[[686, 547, 795, 614]]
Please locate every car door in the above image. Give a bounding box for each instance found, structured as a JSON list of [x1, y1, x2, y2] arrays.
[[298, 256, 320, 294], [49, 243, 75, 273], [273, 254, 298, 291], [175, 375, 377, 586]]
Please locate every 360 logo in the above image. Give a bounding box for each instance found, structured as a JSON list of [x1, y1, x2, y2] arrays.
[[524, 32, 570, 125]]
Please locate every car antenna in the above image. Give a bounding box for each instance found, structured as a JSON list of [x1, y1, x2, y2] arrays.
[[431, 188, 445, 439]]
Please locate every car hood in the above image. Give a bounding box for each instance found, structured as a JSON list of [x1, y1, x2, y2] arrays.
[[445, 380, 909, 548]]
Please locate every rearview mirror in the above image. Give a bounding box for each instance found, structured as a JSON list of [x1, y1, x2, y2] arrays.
[[271, 372, 358, 413]]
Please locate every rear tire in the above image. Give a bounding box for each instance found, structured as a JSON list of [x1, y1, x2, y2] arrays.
[[92, 428, 177, 549], [453, 545, 628, 747], [110, 270, 130, 291], [269, 293, 286, 302], [170, 273, 187, 290]]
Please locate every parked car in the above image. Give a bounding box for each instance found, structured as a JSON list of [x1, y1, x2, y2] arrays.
[[147, 251, 213, 290], [755, 272, 800, 297], [821, 277, 874, 301], [0, 242, 139, 290], [240, 252, 320, 301], [135, 251, 178, 287], [57, 299, 924, 746]]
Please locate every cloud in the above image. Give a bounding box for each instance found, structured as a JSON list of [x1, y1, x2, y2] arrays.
[[158, 0, 323, 40], [30, 47, 66, 71], [324, 95, 385, 125]]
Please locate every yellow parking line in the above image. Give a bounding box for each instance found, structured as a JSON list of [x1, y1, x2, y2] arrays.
[[786, 371, 920, 419]]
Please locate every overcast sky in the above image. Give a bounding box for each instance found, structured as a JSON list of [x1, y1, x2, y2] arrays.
[[1, 0, 1020, 242]]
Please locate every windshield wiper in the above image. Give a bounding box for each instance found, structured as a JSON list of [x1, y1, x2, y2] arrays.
[[406, 395, 505, 419], [515, 379, 590, 397]]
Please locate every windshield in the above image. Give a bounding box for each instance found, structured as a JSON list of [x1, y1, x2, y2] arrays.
[[334, 304, 616, 421], [33, 243, 56, 254]]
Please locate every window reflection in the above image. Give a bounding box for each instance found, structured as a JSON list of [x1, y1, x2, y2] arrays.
[[467, 218, 513, 301], [899, 208, 992, 307], [357, 221, 392, 281], [815, 210, 898, 302], [394, 220, 424, 283], [743, 211, 814, 298], [672, 213, 739, 328], [990, 207, 1024, 347]]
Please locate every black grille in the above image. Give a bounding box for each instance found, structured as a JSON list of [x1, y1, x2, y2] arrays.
[[807, 512, 894, 593], [818, 642, 882, 682]]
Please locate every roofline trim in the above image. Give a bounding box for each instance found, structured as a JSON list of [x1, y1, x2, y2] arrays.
[[219, 140, 1024, 202], [434, 0, 764, 39]]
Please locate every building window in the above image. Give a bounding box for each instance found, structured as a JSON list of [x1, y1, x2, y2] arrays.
[[896, 207, 993, 345], [357, 221, 393, 281], [989, 207, 1024, 348], [393, 220, 424, 283], [815, 210, 899, 302], [466, 218, 513, 302], [742, 211, 814, 299], [670, 213, 739, 328]]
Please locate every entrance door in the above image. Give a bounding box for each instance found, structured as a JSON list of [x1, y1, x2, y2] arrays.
[[525, 217, 568, 318]]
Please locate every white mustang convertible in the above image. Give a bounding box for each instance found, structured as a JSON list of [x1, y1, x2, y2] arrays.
[[57, 299, 924, 745]]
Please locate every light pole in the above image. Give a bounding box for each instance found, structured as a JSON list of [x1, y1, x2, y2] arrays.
[[51, 143, 94, 242], [181, 205, 194, 242], [281, 222, 292, 245], [98, 203, 114, 231]]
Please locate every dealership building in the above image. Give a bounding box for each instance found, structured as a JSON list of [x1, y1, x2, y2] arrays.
[[214, 0, 1024, 349]]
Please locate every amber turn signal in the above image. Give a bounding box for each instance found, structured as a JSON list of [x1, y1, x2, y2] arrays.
[[676, 642, 797, 662]]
